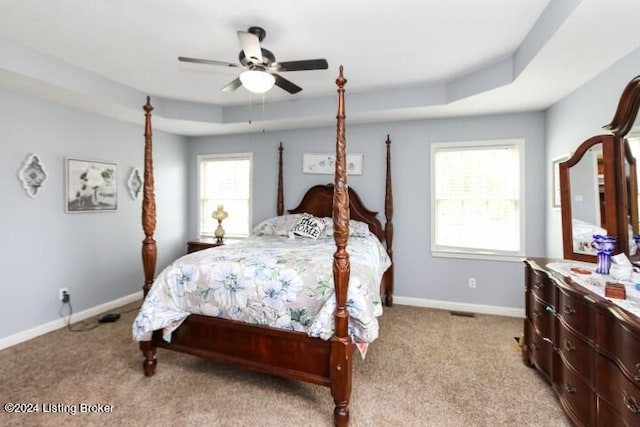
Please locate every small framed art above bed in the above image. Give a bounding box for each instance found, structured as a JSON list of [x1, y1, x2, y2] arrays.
[[133, 67, 394, 427]]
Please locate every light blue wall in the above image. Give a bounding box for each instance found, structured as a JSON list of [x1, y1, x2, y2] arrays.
[[189, 111, 546, 311], [546, 47, 640, 258], [0, 88, 189, 340], [7, 44, 639, 343]]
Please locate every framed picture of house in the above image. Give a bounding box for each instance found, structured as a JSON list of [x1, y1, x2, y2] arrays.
[[65, 158, 117, 212], [552, 153, 570, 209]]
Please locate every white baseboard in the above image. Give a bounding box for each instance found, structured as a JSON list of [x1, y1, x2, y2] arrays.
[[0, 291, 142, 351], [393, 295, 525, 318], [0, 293, 522, 351]]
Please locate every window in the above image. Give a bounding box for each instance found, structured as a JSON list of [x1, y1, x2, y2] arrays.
[[431, 139, 525, 260], [197, 153, 252, 238]]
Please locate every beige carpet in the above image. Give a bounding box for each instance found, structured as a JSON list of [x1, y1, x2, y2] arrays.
[[0, 303, 570, 426]]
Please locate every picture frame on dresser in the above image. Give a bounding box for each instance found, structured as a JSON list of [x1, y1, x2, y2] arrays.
[[65, 158, 117, 212]]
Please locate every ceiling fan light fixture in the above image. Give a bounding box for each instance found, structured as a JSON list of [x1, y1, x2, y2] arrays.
[[239, 70, 275, 93]]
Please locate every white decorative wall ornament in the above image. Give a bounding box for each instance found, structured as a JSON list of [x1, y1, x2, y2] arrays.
[[18, 153, 47, 198], [127, 167, 143, 200]]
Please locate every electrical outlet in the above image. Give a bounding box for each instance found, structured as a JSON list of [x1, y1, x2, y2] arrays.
[[468, 278, 477, 288], [59, 288, 70, 303]]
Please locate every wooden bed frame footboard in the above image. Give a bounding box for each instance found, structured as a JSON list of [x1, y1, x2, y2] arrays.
[[138, 67, 392, 427]]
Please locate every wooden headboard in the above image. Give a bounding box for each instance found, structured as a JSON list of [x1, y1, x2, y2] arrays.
[[288, 184, 385, 241], [277, 135, 393, 247]]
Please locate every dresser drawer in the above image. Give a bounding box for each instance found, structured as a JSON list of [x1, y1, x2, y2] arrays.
[[527, 320, 553, 382], [596, 355, 640, 425], [597, 312, 640, 385], [598, 397, 636, 427], [557, 286, 591, 336], [554, 362, 594, 426], [557, 323, 593, 384], [528, 292, 554, 339], [528, 264, 555, 306]]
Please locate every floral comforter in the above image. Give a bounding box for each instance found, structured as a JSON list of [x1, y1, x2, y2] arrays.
[[132, 233, 391, 343]]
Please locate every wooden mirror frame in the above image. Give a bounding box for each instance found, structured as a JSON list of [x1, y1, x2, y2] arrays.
[[560, 75, 640, 262]]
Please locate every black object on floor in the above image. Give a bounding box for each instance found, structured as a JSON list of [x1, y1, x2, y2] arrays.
[[450, 311, 476, 318], [98, 313, 121, 323]]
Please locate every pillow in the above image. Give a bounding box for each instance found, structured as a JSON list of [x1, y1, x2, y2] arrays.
[[320, 217, 371, 238], [253, 214, 308, 236], [291, 216, 326, 239]]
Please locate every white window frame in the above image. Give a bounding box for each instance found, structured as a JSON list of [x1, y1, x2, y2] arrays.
[[197, 152, 253, 238], [430, 139, 526, 261]]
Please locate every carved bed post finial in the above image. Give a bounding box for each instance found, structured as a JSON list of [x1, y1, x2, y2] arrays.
[[277, 142, 284, 216], [384, 134, 394, 306], [142, 96, 157, 297], [331, 65, 352, 427]]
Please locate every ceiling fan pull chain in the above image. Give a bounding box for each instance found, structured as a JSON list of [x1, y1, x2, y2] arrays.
[[262, 94, 266, 133]]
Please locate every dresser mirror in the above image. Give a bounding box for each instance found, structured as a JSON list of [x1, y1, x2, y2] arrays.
[[624, 140, 639, 257], [559, 75, 640, 263], [560, 136, 616, 262]]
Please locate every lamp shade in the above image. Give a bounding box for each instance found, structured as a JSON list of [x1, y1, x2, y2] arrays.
[[212, 205, 228, 222], [239, 70, 275, 93]]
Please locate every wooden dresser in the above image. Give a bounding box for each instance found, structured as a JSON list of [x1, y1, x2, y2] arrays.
[[523, 258, 640, 426]]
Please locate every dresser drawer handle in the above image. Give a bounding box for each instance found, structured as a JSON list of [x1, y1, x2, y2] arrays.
[[565, 383, 576, 394], [563, 306, 576, 315], [533, 282, 543, 290], [531, 342, 539, 351], [533, 310, 542, 319], [623, 392, 640, 414], [564, 341, 576, 352]]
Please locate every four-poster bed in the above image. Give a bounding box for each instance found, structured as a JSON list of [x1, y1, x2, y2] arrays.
[[135, 67, 394, 426]]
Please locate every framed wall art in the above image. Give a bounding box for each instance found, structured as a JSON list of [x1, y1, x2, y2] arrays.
[[65, 158, 117, 212], [18, 153, 47, 198], [302, 153, 364, 175]]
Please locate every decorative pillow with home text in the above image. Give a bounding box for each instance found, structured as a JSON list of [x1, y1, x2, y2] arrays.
[[291, 216, 326, 239]]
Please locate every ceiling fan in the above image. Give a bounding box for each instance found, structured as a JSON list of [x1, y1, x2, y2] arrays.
[[178, 26, 328, 95]]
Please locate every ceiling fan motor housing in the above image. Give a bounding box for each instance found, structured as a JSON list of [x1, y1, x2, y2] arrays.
[[239, 48, 276, 69], [247, 26, 266, 42]]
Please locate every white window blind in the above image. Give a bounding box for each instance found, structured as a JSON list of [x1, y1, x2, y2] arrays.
[[431, 139, 525, 258], [198, 153, 252, 238]]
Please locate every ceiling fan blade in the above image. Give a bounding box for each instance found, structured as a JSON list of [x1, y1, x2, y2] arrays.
[[273, 73, 302, 94], [275, 59, 328, 72], [178, 56, 238, 68], [222, 77, 243, 92], [237, 31, 263, 63]]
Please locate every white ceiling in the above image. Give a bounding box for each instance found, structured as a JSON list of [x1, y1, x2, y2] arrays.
[[1, 0, 640, 136]]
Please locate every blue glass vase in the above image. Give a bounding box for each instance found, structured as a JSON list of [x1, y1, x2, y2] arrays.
[[634, 234, 640, 254], [592, 234, 617, 275]]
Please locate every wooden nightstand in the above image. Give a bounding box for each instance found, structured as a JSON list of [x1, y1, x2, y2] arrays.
[[186, 237, 223, 254]]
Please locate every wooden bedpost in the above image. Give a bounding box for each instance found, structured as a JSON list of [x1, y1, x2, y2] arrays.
[[384, 134, 394, 306], [277, 142, 284, 216], [141, 96, 157, 296], [140, 96, 157, 376], [331, 65, 352, 427]]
